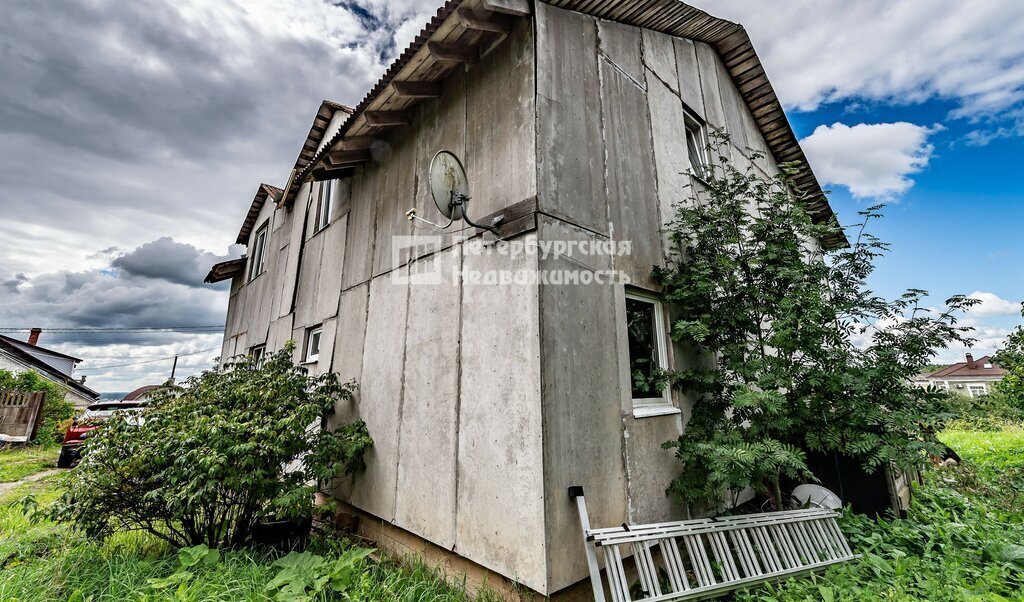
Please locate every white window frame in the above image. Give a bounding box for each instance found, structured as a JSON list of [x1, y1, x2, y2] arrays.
[[305, 326, 322, 363], [315, 180, 334, 232], [968, 384, 987, 397], [248, 222, 269, 282], [683, 109, 709, 180], [625, 290, 677, 418], [250, 344, 266, 367]]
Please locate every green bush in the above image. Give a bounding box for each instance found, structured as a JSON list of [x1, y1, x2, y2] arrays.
[[52, 344, 372, 549], [0, 369, 76, 444]]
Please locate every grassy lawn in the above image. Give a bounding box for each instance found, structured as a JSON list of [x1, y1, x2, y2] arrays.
[[0, 448, 507, 601], [4, 431, 1023, 600], [0, 444, 60, 483]]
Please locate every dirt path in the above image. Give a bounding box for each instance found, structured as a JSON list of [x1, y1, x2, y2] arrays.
[[0, 468, 61, 496]]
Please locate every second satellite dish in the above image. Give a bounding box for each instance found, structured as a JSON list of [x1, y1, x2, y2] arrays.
[[429, 150, 468, 221]]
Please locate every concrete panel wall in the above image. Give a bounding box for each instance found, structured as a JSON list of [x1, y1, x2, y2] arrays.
[[348, 273, 409, 521], [456, 240, 545, 592], [535, 5, 788, 592], [395, 247, 462, 549], [536, 217, 628, 592], [466, 19, 536, 219], [536, 2, 607, 234], [598, 51, 663, 289]]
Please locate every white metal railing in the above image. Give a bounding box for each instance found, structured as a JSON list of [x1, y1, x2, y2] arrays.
[[570, 487, 859, 601]]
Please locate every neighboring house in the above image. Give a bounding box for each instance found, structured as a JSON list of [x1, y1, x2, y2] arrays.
[[0, 329, 100, 408], [207, 0, 844, 596], [122, 385, 165, 402], [916, 353, 1004, 397]]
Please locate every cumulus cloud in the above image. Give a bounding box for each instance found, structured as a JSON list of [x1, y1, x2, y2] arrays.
[[0, 237, 234, 390], [705, 0, 1024, 115], [689, 0, 1024, 141], [967, 292, 1022, 317], [799, 122, 939, 199]]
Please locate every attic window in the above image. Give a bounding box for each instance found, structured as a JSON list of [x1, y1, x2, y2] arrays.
[[684, 110, 708, 180], [983, 363, 993, 369], [248, 222, 269, 282], [315, 180, 334, 232]]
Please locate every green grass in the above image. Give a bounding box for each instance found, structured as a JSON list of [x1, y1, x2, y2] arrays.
[[0, 451, 509, 601], [0, 445, 60, 483], [734, 425, 1024, 601]]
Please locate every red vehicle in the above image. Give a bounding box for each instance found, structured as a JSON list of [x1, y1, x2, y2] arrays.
[[57, 401, 146, 468]]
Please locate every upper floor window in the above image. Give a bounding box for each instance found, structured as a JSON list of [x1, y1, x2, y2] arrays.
[[625, 291, 675, 417], [315, 180, 334, 232], [248, 222, 269, 282], [250, 344, 266, 367], [305, 325, 322, 363], [968, 384, 987, 397], [684, 110, 708, 180]]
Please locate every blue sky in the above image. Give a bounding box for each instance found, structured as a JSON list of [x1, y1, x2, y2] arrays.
[[1, 0, 1022, 389], [790, 99, 1024, 361]]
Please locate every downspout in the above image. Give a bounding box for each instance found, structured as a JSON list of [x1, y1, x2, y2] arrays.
[[289, 183, 315, 316]]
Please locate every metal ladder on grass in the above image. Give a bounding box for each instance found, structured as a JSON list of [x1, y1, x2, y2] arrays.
[[570, 486, 859, 601]]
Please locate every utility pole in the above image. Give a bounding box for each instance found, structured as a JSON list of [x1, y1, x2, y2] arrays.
[[170, 355, 178, 384]]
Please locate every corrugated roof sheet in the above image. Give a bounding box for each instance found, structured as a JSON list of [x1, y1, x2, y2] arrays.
[[285, 0, 844, 248]]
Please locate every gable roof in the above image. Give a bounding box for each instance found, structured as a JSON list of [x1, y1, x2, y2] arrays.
[[236, 183, 284, 246], [204, 258, 246, 284], [281, 0, 844, 249], [0, 335, 100, 399], [277, 100, 354, 209], [927, 355, 1004, 379]]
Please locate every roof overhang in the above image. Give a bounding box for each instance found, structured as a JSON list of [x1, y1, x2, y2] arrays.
[[277, 100, 355, 208], [205, 258, 246, 284], [236, 183, 284, 246], [285, 0, 845, 249]]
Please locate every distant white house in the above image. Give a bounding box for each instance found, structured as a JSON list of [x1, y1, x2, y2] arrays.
[[913, 353, 1004, 397], [0, 329, 100, 408]]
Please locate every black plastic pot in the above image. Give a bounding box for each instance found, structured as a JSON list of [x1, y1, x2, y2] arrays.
[[251, 515, 313, 551]]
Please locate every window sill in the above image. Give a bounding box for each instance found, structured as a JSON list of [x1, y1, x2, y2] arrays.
[[632, 405, 681, 419]]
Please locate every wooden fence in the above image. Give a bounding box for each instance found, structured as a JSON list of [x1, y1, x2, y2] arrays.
[[0, 390, 47, 443]]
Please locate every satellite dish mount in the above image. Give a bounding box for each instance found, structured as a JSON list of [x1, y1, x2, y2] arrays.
[[406, 150, 503, 236]]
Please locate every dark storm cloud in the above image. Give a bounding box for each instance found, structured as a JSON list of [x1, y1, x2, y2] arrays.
[[0, 238, 233, 347], [112, 237, 240, 288]]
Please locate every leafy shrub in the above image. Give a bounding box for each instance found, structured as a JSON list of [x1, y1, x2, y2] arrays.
[[0, 368, 77, 443], [52, 344, 372, 549], [657, 134, 973, 508], [937, 389, 1024, 431]]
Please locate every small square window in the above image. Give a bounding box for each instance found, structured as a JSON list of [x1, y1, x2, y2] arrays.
[[315, 180, 334, 232], [625, 291, 675, 417], [305, 326, 322, 363], [250, 345, 266, 367], [684, 110, 708, 180], [248, 222, 269, 282]]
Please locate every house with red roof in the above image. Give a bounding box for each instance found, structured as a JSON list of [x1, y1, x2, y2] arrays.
[[916, 353, 1004, 397]]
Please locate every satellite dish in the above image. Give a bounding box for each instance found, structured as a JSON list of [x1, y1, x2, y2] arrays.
[[429, 150, 468, 221], [791, 484, 843, 511]]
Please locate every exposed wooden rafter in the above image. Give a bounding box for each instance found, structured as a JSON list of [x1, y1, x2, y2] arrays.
[[427, 41, 480, 64], [363, 111, 412, 127], [391, 80, 444, 99], [480, 0, 531, 16], [457, 6, 516, 33], [326, 149, 371, 167]]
